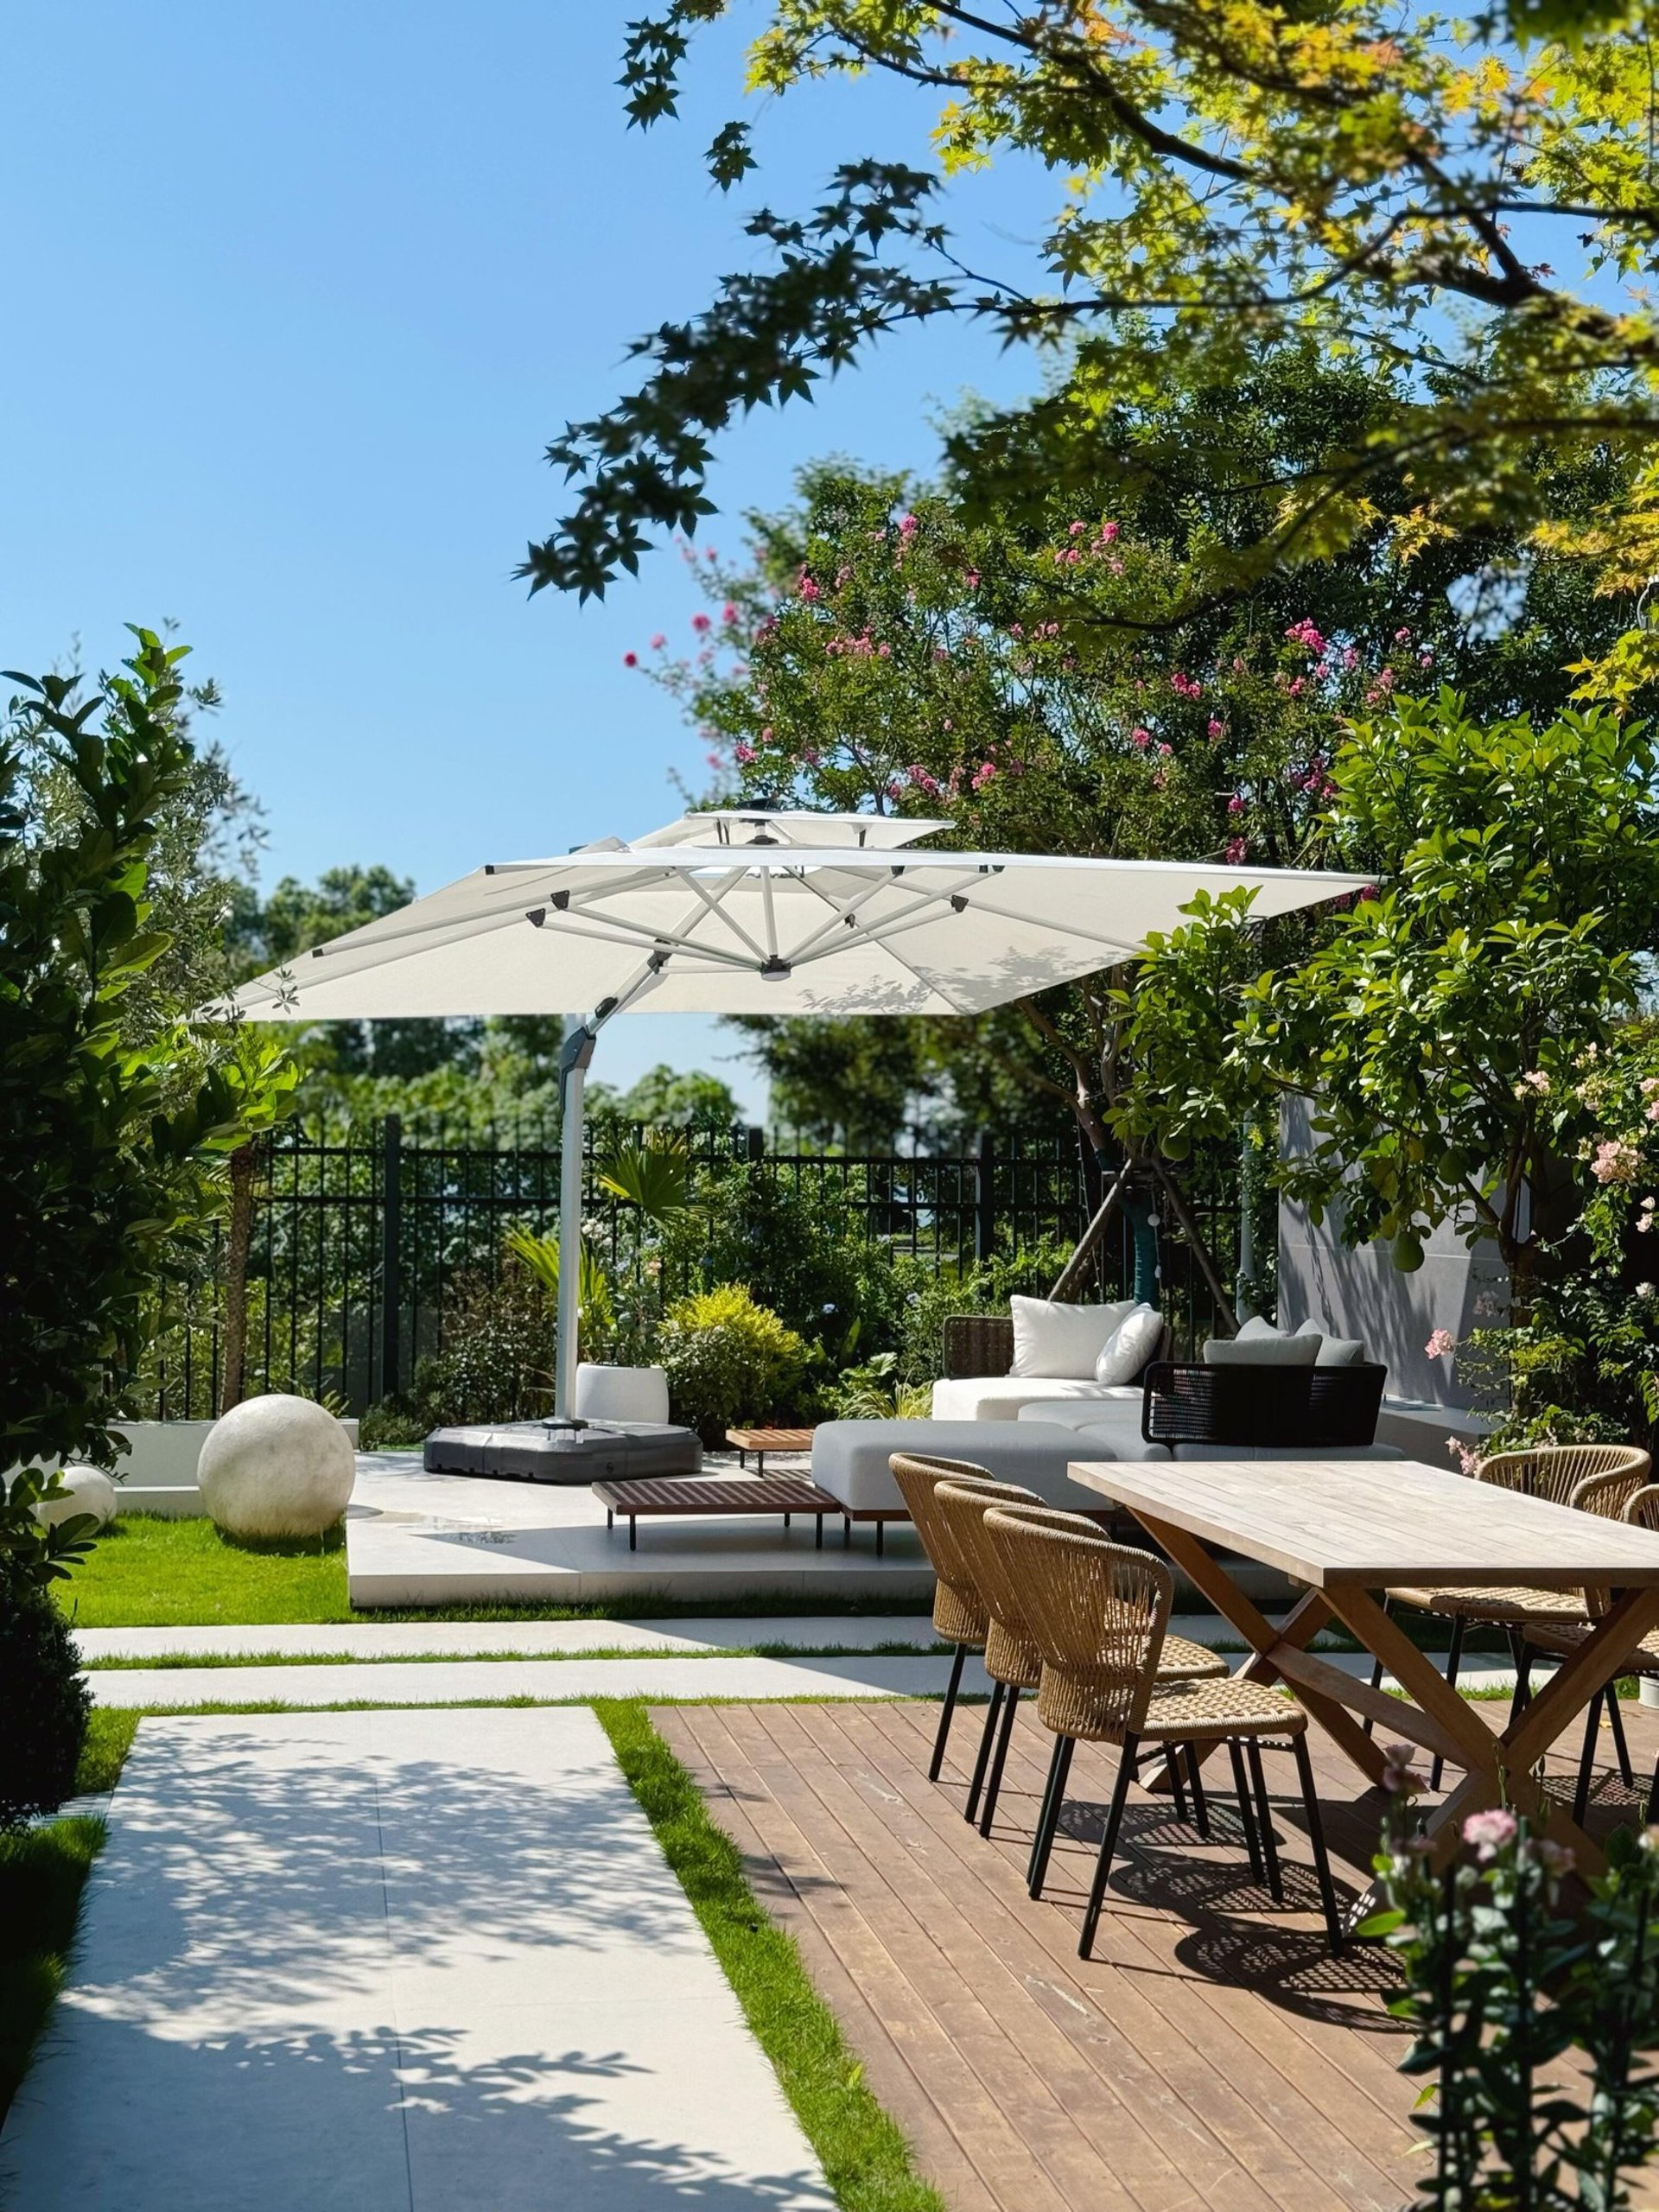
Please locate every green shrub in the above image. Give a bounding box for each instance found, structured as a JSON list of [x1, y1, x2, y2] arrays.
[[0, 1564, 92, 1831], [404, 1261, 557, 1429], [658, 1166, 899, 1356], [658, 1285, 810, 1442], [887, 1240, 1077, 1382]]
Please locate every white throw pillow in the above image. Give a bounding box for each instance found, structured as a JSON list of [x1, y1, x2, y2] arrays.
[[1204, 1332, 1322, 1366], [1009, 1295, 1137, 1379], [1294, 1318, 1367, 1366], [1094, 1304, 1165, 1386], [1236, 1314, 1284, 1341]]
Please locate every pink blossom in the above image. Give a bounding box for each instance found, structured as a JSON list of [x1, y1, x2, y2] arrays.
[[1069, 520, 1086, 536], [1394, 626, 1412, 644], [1342, 645, 1359, 671], [1131, 727, 1153, 751], [1224, 836, 1249, 864], [1206, 717, 1226, 740], [721, 601, 738, 624], [705, 752, 723, 770], [1098, 521, 1120, 543], [703, 547, 718, 562], [964, 569, 981, 588], [650, 632, 666, 651], [1464, 1808, 1518, 1861], [798, 573, 822, 603], [760, 726, 773, 742], [1008, 623, 1023, 639], [691, 613, 711, 634], [1536, 1837, 1575, 1877], [1448, 1439, 1483, 1476], [1284, 619, 1327, 655], [622, 651, 638, 668], [1287, 677, 1306, 697], [1425, 1328, 1456, 1360], [971, 761, 998, 791], [1519, 1070, 1550, 1095], [1170, 671, 1203, 700], [1227, 793, 1246, 815], [1594, 1138, 1643, 1185], [1647, 1099, 1659, 1123], [1157, 742, 1173, 758], [734, 741, 756, 765], [1381, 1743, 1427, 1794], [898, 512, 918, 538]]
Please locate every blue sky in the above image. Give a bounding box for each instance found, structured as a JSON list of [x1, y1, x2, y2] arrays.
[[5, 3, 1054, 1116]]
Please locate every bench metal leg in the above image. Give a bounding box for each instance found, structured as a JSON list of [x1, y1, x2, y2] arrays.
[[815, 1514, 823, 1550], [606, 1509, 613, 1532], [629, 1516, 637, 1552], [876, 1520, 885, 1558]]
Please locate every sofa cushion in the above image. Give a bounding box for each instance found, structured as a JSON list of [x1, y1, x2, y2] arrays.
[[811, 1417, 1146, 1516], [1009, 1294, 1138, 1379], [1204, 1332, 1322, 1366], [930, 1375, 1134, 1421], [1095, 1303, 1163, 1386], [1294, 1319, 1368, 1367], [1014, 1392, 1145, 1431]]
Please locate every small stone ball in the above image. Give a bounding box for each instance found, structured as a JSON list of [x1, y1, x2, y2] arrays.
[[35, 1466, 120, 1529], [197, 1395, 355, 1539]]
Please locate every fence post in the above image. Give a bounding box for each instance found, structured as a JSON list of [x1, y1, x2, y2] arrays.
[[975, 1130, 997, 1263], [746, 1124, 765, 1161], [380, 1115, 403, 1402]]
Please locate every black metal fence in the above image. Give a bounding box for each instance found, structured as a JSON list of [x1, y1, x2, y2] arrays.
[[142, 1118, 1242, 1419]]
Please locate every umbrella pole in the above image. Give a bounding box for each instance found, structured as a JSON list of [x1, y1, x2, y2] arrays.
[[554, 1040, 589, 1422]]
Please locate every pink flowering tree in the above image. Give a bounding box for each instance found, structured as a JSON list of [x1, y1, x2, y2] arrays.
[[1117, 692, 1659, 1415]]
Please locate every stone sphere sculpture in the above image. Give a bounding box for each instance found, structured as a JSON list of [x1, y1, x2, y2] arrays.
[[20, 1465, 119, 1529], [197, 1395, 355, 1539]]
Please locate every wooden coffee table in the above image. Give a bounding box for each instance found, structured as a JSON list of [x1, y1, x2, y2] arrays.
[[726, 1426, 815, 1474], [594, 1472, 842, 1551]]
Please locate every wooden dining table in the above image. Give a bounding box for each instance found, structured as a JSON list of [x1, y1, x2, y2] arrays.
[[1069, 1454, 1659, 1884]]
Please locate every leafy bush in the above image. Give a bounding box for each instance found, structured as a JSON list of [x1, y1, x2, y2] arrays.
[[0, 1564, 91, 1831], [887, 1240, 1077, 1383], [657, 1285, 810, 1441], [826, 1351, 932, 1421], [403, 1262, 557, 1430], [658, 1166, 899, 1356], [356, 1402, 429, 1450]]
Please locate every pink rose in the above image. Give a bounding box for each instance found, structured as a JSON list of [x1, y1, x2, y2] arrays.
[[1463, 1809, 1518, 1861], [622, 652, 638, 668], [1425, 1328, 1456, 1360], [691, 613, 711, 634]]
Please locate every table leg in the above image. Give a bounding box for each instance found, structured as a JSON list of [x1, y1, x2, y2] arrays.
[[1135, 1514, 1388, 1789]]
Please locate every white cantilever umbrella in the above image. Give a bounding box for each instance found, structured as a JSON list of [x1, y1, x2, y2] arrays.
[[229, 810, 1369, 1418]]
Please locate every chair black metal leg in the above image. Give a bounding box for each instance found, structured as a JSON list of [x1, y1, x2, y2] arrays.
[[1028, 1734, 1075, 1898], [1185, 1745, 1211, 1840], [1506, 1630, 1534, 1726], [979, 1685, 1021, 1837], [1163, 1745, 1190, 1824], [1573, 1691, 1602, 1827], [1247, 1739, 1283, 1903], [1606, 1681, 1636, 1789], [1363, 1595, 1391, 1737], [1080, 1733, 1138, 1961], [1430, 1615, 1465, 1792], [1228, 1739, 1264, 1884], [929, 1643, 968, 1782], [1291, 1732, 1344, 1954], [964, 1681, 1003, 1825]]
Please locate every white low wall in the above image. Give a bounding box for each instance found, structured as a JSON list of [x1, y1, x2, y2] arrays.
[[38, 1416, 360, 1518]]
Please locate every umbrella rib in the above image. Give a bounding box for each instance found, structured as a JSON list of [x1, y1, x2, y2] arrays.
[[671, 868, 772, 962], [779, 866, 983, 967]]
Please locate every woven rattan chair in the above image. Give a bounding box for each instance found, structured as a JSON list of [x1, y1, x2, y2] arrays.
[[982, 1508, 1343, 1955], [1516, 1466, 1659, 1824], [1368, 1443, 1652, 1788], [890, 1452, 1011, 1781], [928, 1476, 1049, 1825], [962, 1497, 1228, 1860]]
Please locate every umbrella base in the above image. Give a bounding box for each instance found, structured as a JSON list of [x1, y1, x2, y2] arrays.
[[423, 1419, 703, 1486]]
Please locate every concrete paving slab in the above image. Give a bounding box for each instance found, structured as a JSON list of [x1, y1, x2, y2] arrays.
[[0, 1708, 832, 2211], [73, 1613, 948, 1664], [84, 1650, 990, 1709]]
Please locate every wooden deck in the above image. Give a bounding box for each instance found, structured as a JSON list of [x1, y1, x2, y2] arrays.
[[658, 1694, 1659, 2212]]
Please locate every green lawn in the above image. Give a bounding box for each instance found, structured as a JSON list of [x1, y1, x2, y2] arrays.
[[52, 1514, 934, 1629], [55, 1515, 351, 1627]]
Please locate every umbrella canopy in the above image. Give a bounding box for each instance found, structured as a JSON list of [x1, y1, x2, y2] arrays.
[[227, 810, 1369, 1415], [232, 810, 1368, 1023]]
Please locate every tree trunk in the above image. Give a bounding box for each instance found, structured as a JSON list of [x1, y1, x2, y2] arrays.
[[1050, 1165, 1130, 1299], [219, 1142, 256, 1415], [1152, 1155, 1241, 1337]]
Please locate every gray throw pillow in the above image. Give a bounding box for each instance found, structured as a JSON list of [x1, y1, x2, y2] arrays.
[[1204, 1332, 1322, 1366]]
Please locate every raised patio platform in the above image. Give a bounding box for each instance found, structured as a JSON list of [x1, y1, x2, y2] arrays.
[[345, 1452, 932, 1608]]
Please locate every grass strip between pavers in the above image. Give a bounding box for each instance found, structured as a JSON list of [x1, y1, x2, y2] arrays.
[[594, 1698, 946, 2212]]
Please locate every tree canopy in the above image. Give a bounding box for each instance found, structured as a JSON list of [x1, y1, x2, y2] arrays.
[[526, 0, 1659, 681]]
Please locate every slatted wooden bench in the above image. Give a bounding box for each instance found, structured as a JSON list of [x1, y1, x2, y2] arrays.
[[594, 1473, 846, 1552]]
